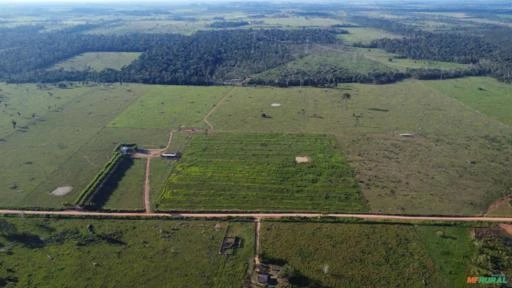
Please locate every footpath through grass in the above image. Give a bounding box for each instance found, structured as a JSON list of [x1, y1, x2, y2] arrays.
[[158, 133, 366, 212]]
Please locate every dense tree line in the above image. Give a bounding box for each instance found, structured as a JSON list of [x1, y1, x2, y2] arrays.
[[2, 28, 339, 85], [350, 16, 512, 82], [209, 21, 249, 28], [364, 34, 495, 64], [249, 66, 488, 87], [0, 28, 184, 76]]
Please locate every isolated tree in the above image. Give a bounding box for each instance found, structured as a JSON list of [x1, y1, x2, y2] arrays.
[[342, 92, 352, 108], [11, 120, 16, 129]]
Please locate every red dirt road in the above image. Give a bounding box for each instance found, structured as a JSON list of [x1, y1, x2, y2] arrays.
[[1, 209, 512, 222]]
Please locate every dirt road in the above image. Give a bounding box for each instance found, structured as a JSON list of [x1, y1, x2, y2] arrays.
[[138, 130, 173, 212], [144, 158, 151, 213], [1, 209, 511, 222]]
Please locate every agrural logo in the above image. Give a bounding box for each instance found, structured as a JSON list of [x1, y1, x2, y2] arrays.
[[466, 275, 508, 285]]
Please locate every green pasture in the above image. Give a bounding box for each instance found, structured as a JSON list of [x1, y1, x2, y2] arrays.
[[252, 49, 393, 82], [260, 222, 476, 288], [109, 85, 231, 129], [354, 48, 470, 70], [0, 84, 167, 208], [0, 83, 79, 139], [102, 158, 146, 211], [263, 16, 344, 27], [341, 27, 401, 44], [50, 52, 141, 71], [0, 217, 254, 288], [158, 133, 366, 212], [208, 81, 512, 215], [425, 77, 512, 126], [85, 19, 208, 35]]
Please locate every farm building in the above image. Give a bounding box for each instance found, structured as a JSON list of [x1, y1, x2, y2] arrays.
[[119, 144, 137, 155], [119, 144, 148, 155], [161, 152, 182, 160]]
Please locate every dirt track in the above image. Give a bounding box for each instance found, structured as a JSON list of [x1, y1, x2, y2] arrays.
[[203, 87, 236, 131], [1, 209, 511, 222]]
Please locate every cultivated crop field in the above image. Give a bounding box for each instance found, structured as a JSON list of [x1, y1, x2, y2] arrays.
[[209, 81, 512, 214], [50, 52, 141, 71], [158, 133, 366, 211], [260, 222, 475, 288], [0, 217, 254, 288]]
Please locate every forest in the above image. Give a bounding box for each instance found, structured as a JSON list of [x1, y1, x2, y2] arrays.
[[2, 12, 512, 85], [351, 16, 512, 82]]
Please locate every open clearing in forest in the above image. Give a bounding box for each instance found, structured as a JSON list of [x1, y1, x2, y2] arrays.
[[158, 133, 366, 212], [49, 52, 141, 71], [0, 217, 254, 288]]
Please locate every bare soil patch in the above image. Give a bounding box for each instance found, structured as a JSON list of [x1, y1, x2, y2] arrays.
[[50, 186, 73, 196], [295, 156, 311, 164], [499, 224, 512, 237]]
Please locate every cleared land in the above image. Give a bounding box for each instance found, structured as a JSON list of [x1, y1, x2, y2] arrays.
[[251, 49, 393, 83], [0, 217, 254, 288], [0, 83, 172, 209], [260, 222, 474, 288], [425, 77, 512, 126], [109, 86, 231, 129], [341, 27, 401, 44], [158, 133, 366, 212], [354, 48, 470, 71], [209, 81, 512, 215], [50, 52, 141, 71], [262, 16, 345, 27]]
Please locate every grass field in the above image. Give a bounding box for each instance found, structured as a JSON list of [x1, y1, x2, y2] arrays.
[[85, 19, 208, 35], [260, 222, 476, 288], [0, 83, 79, 139], [102, 158, 146, 210], [158, 133, 366, 211], [50, 52, 141, 71], [354, 48, 470, 70], [109, 86, 231, 129], [208, 81, 512, 214], [251, 49, 393, 83], [262, 16, 344, 27], [341, 27, 401, 44], [0, 83, 176, 209], [0, 217, 254, 288], [425, 77, 512, 126]]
